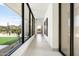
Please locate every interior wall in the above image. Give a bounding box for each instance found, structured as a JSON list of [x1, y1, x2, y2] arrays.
[[53, 4, 59, 49], [44, 4, 53, 48], [43, 3, 59, 49]]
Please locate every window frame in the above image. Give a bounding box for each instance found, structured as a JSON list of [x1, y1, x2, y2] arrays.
[[59, 3, 74, 56], [5, 3, 35, 56]]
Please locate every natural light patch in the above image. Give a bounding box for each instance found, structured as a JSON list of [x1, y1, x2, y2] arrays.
[[0, 3, 5, 6], [37, 25, 41, 29], [74, 15, 79, 26], [0, 4, 21, 26]]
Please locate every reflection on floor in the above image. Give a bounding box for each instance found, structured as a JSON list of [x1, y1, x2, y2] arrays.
[[23, 34, 62, 56]]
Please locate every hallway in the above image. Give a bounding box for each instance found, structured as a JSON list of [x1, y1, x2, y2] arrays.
[[23, 34, 62, 56]]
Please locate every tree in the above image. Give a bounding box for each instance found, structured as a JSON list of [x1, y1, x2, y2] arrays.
[[15, 27, 21, 36], [7, 22, 10, 35], [14, 27, 21, 43]]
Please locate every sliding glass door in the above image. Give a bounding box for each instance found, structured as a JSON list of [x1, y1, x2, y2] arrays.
[[61, 3, 70, 56], [74, 3, 79, 56], [59, 3, 79, 56]]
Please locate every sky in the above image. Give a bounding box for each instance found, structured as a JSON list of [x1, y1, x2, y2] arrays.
[[0, 3, 21, 26]]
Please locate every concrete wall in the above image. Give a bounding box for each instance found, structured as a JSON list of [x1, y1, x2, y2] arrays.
[[43, 3, 59, 49]]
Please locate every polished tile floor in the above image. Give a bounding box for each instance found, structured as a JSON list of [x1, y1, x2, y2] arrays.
[[23, 34, 62, 56]]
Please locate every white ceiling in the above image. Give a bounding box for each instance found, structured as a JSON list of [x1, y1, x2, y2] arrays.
[[5, 3, 21, 16], [29, 3, 49, 19], [5, 3, 49, 19], [5, 3, 49, 25]]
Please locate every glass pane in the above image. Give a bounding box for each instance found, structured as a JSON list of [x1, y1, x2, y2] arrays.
[[30, 13, 33, 36], [32, 17, 35, 35], [74, 3, 79, 56], [0, 3, 22, 56], [61, 3, 70, 55], [24, 4, 29, 41]]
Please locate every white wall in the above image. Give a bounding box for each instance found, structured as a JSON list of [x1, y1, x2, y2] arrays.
[[43, 3, 59, 49], [53, 4, 59, 49], [44, 4, 53, 48]]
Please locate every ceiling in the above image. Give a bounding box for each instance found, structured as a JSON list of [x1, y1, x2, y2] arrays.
[[5, 3, 49, 19], [29, 3, 49, 19], [5, 3, 49, 25], [5, 3, 21, 16]]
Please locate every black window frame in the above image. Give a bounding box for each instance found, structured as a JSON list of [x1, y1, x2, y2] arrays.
[[59, 3, 74, 56], [5, 3, 35, 56]]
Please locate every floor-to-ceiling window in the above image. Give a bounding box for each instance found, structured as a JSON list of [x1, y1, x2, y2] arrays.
[[74, 3, 79, 56], [0, 3, 22, 56], [32, 15, 35, 35], [31, 13, 33, 36], [29, 12, 35, 36], [59, 3, 73, 56], [59, 3, 75, 56], [0, 3, 35, 56], [24, 3, 35, 41], [24, 4, 30, 41], [61, 3, 70, 56]]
